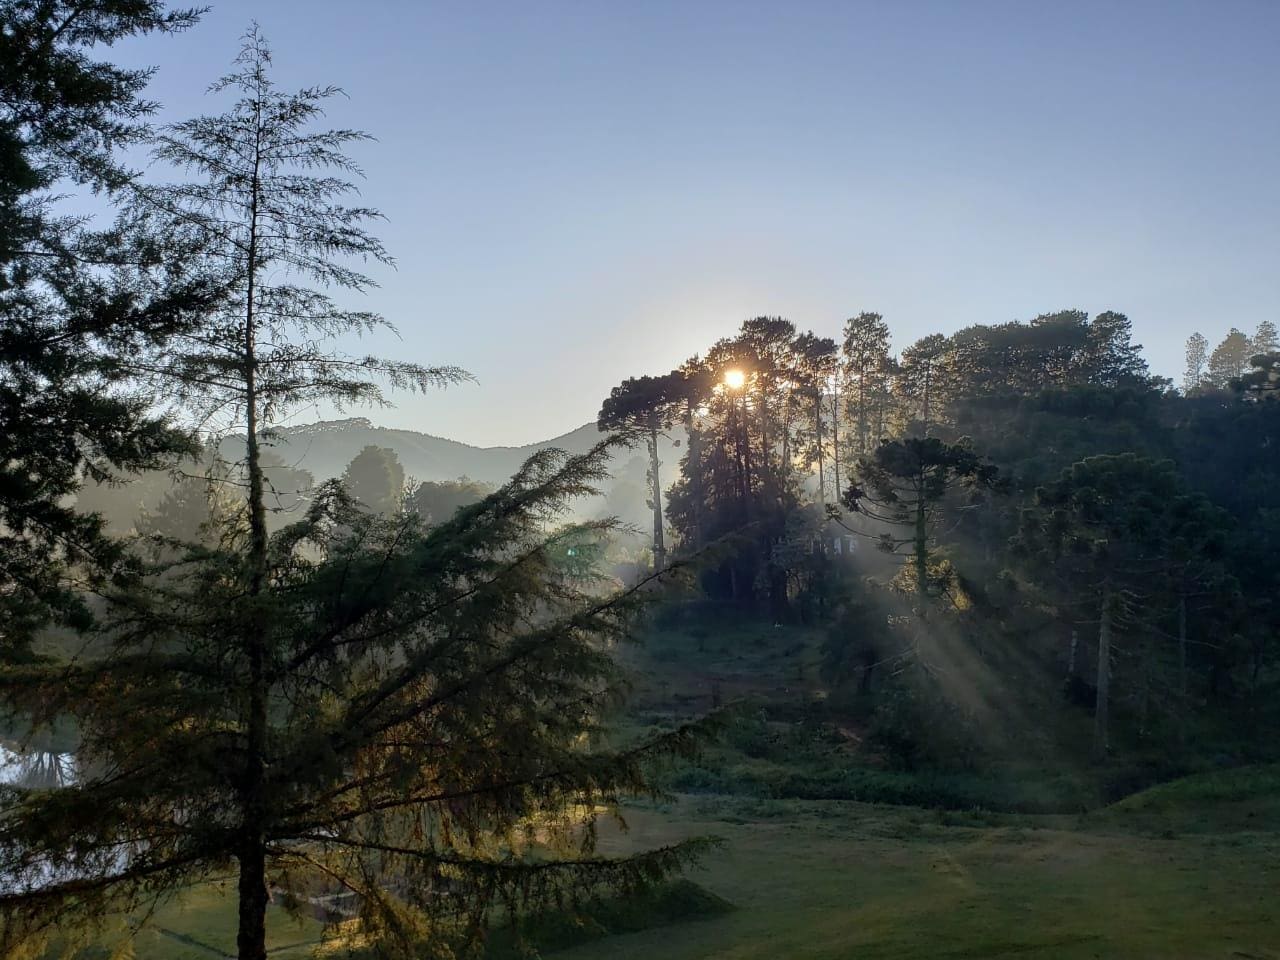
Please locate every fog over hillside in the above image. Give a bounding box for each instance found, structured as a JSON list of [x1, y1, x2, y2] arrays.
[[219, 417, 682, 487], [72, 416, 684, 541]]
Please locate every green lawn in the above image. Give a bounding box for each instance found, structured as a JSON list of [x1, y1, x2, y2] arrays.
[[122, 882, 326, 960], [83, 769, 1280, 960], [553, 792, 1280, 960]]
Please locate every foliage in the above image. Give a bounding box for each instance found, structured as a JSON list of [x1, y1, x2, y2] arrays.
[[340, 445, 406, 515], [842, 437, 999, 597], [0, 0, 205, 648], [0, 31, 710, 960], [407, 478, 493, 526]]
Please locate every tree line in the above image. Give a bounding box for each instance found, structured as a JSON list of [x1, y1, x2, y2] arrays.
[[601, 307, 1280, 764]]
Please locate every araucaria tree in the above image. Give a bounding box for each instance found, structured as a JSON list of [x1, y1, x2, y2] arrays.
[[597, 374, 681, 571], [0, 32, 705, 960], [842, 437, 999, 599], [1015, 454, 1218, 759], [841, 311, 891, 458]]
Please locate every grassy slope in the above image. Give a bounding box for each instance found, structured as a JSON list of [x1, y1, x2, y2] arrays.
[[555, 794, 1280, 960], [118, 618, 1280, 959], [116, 883, 325, 960], [552, 618, 1280, 959]]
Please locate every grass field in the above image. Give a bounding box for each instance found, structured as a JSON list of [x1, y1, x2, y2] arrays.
[[120, 883, 325, 959], [90, 616, 1280, 959], [546, 619, 1280, 959], [554, 789, 1280, 960], [110, 776, 1280, 960]]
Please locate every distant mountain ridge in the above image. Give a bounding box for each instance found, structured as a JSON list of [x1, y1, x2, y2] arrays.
[[228, 417, 676, 486]]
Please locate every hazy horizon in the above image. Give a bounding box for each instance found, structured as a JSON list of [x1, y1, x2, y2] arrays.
[[117, 0, 1279, 446]]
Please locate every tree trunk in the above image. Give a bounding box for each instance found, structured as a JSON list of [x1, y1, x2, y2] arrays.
[[813, 392, 825, 506], [1093, 586, 1112, 761], [236, 826, 269, 960], [648, 421, 665, 572], [857, 362, 868, 455], [780, 399, 791, 484], [922, 361, 932, 436], [741, 395, 754, 512], [914, 493, 928, 597], [1178, 592, 1188, 697], [684, 402, 705, 550], [238, 103, 271, 960], [874, 381, 885, 445], [830, 388, 842, 500], [757, 383, 770, 490]]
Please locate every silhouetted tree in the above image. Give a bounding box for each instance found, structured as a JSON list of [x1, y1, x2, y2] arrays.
[[597, 373, 681, 571], [896, 334, 951, 435], [0, 30, 466, 960], [341, 445, 406, 515], [1183, 332, 1209, 393], [842, 437, 999, 598], [842, 311, 892, 462], [1015, 455, 1213, 758], [0, 0, 205, 646], [1208, 328, 1252, 389], [406, 477, 492, 525], [1237, 352, 1280, 401], [1249, 320, 1279, 357]]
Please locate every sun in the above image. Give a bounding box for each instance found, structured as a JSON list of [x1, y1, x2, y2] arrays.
[[723, 368, 746, 390]]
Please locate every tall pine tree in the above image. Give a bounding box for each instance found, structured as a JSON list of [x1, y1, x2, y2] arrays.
[[0, 30, 709, 960]]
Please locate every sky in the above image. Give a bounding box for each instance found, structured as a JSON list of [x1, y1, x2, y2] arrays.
[[116, 0, 1280, 446]]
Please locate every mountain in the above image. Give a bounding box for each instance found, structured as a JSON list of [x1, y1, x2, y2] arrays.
[[222, 417, 683, 493], [77, 418, 679, 538], [228, 418, 619, 485]]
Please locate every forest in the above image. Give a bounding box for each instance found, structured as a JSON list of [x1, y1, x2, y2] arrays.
[[3, 3, 1280, 960]]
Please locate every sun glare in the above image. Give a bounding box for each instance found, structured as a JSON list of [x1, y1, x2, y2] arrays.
[[724, 368, 746, 390]]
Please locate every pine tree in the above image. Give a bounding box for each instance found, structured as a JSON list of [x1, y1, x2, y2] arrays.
[[0, 0, 205, 647], [841, 312, 891, 457], [792, 332, 838, 503], [896, 334, 951, 435], [1249, 320, 1279, 358], [597, 374, 681, 572], [341, 445, 407, 515], [1183, 332, 1209, 393], [1207, 328, 1251, 389], [0, 31, 709, 960], [1014, 455, 1213, 758], [842, 437, 999, 598]]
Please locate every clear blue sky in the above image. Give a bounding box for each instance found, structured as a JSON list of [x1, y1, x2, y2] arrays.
[[119, 0, 1280, 446]]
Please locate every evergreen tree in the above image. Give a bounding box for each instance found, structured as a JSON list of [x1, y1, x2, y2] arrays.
[[597, 374, 682, 571], [1249, 320, 1279, 358], [790, 332, 838, 504], [135, 471, 244, 547], [0, 30, 518, 960], [896, 334, 952, 435], [1207, 328, 1252, 388], [0, 0, 205, 646], [1183, 332, 1209, 393], [841, 312, 891, 457], [1236, 352, 1280, 401], [341, 445, 407, 515], [1014, 455, 1211, 758], [406, 478, 492, 525], [842, 437, 999, 598]]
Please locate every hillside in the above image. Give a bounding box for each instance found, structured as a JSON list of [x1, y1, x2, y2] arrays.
[[219, 417, 683, 487]]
